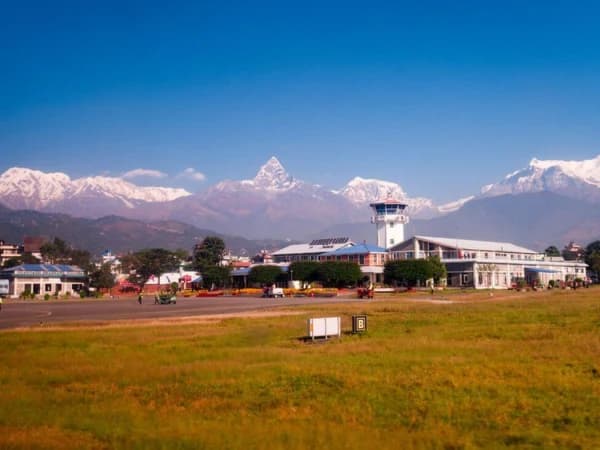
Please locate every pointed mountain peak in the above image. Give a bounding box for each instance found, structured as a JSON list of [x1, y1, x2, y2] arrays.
[[253, 156, 298, 190]]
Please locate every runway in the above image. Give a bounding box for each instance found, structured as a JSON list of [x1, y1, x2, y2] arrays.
[[0, 294, 361, 330]]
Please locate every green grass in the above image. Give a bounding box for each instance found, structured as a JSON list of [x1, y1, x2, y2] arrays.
[[1, 288, 600, 449]]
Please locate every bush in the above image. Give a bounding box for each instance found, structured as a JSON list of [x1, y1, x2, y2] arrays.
[[44, 293, 50, 301], [315, 261, 362, 288]]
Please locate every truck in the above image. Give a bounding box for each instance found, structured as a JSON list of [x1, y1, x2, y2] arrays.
[[262, 285, 285, 298]]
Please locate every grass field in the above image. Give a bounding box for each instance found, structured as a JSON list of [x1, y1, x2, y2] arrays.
[[1, 288, 599, 449]]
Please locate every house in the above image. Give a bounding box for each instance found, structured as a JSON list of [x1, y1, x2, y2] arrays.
[[389, 235, 588, 289], [0, 264, 87, 298], [0, 240, 23, 266]]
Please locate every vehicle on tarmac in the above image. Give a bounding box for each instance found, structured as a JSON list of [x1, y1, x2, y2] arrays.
[[155, 294, 177, 304], [262, 285, 285, 298]]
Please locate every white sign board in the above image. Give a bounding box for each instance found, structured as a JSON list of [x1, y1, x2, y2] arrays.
[[307, 317, 341, 340]]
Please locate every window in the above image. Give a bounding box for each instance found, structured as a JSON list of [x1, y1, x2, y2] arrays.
[[45, 284, 52, 292], [390, 238, 395, 245]]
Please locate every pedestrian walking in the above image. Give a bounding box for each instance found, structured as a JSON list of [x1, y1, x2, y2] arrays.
[[0, 297, 3, 311], [138, 292, 143, 305]]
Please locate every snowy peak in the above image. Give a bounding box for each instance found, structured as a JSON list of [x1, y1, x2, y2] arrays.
[[481, 154, 600, 202], [0, 167, 191, 209], [338, 176, 444, 218], [528, 155, 600, 187], [339, 177, 407, 205], [252, 156, 299, 191]]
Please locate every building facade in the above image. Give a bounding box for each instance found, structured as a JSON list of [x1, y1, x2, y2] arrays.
[[0, 264, 87, 298], [0, 240, 23, 266], [389, 236, 588, 289]]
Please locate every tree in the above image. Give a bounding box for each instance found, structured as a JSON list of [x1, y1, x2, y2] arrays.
[[201, 266, 231, 289], [2, 252, 41, 268], [40, 237, 71, 264], [89, 263, 116, 291], [384, 259, 442, 287], [193, 236, 226, 272], [585, 240, 600, 280], [315, 261, 362, 288], [544, 245, 561, 257], [288, 261, 320, 283], [69, 249, 92, 271], [127, 248, 181, 289], [248, 265, 284, 286], [428, 256, 447, 284]]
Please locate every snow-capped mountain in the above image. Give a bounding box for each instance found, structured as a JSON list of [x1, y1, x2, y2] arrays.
[[338, 176, 437, 217], [252, 156, 301, 191], [480, 155, 600, 203], [0, 167, 191, 211], [212, 156, 303, 193], [337, 176, 408, 204], [2, 153, 599, 240], [337, 176, 469, 217]]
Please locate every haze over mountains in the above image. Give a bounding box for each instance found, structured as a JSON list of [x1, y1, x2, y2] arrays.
[[0, 154, 599, 250]]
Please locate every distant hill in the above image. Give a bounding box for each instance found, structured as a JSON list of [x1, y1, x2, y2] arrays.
[[314, 192, 600, 251], [0, 204, 290, 257]]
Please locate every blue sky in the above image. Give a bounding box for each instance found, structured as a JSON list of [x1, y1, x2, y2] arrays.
[[2, 1, 600, 202]]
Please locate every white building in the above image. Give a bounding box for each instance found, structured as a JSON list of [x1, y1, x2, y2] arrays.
[[0, 264, 87, 298], [0, 240, 23, 266], [389, 235, 588, 289], [369, 198, 410, 249]]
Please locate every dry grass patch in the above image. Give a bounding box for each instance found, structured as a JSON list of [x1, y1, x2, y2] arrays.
[[0, 287, 599, 449]]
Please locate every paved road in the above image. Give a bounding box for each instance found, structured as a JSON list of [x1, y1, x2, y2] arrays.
[[0, 295, 363, 330]]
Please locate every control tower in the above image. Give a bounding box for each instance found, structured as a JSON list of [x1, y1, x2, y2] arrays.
[[369, 197, 409, 248]]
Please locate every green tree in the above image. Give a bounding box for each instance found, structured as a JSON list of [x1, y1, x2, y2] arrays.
[[316, 261, 362, 288], [428, 255, 447, 284], [193, 236, 226, 272], [201, 266, 231, 289], [384, 259, 440, 287], [40, 237, 71, 264], [69, 249, 92, 271], [544, 245, 561, 257], [288, 261, 320, 283], [2, 252, 41, 268], [248, 265, 283, 286], [89, 263, 116, 291], [127, 248, 181, 289], [585, 240, 600, 280]]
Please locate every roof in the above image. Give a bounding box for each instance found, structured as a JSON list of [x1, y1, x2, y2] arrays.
[[369, 198, 407, 206], [0, 264, 86, 277], [231, 263, 289, 277], [411, 236, 538, 254], [524, 267, 560, 273], [321, 243, 388, 257], [272, 240, 354, 256]]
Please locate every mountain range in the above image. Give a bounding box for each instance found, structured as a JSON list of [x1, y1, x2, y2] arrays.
[[0, 203, 289, 257], [0, 154, 599, 250]]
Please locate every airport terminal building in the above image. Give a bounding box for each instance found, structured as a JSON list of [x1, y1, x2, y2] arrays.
[[388, 235, 588, 288]]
